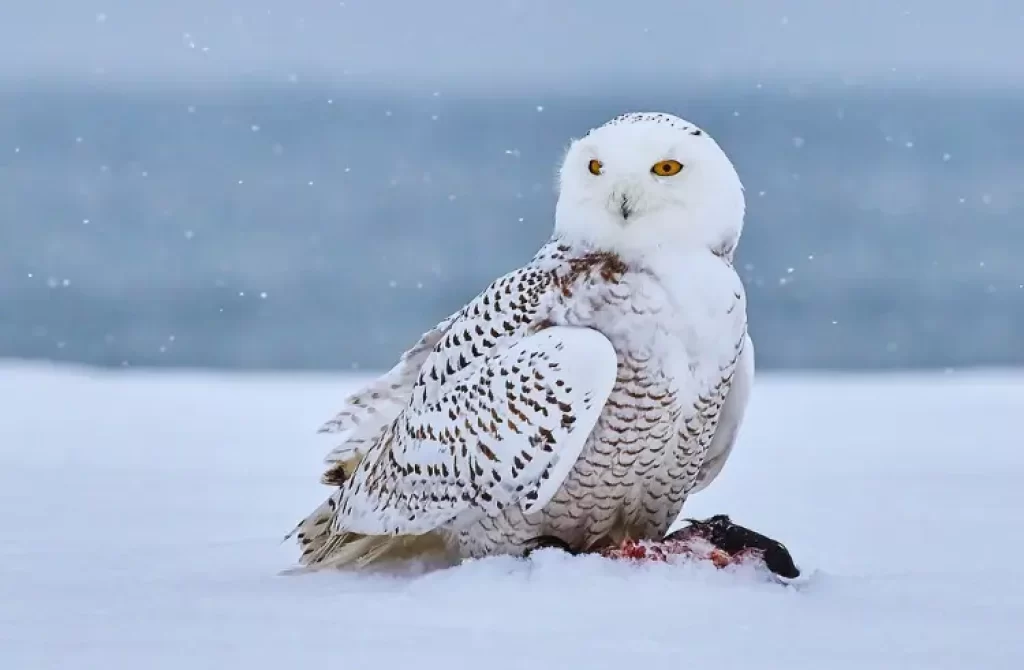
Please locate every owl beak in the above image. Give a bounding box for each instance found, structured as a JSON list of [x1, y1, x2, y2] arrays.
[[618, 194, 633, 221], [610, 187, 637, 222]]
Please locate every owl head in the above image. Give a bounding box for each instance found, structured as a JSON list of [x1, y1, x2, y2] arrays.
[[554, 112, 745, 262]]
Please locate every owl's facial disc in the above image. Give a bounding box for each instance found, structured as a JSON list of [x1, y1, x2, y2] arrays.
[[554, 112, 746, 255], [597, 159, 687, 223]]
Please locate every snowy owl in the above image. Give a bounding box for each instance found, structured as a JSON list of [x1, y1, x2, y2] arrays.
[[287, 112, 759, 572]]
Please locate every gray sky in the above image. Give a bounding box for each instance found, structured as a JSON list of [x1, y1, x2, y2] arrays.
[[4, 0, 1024, 86]]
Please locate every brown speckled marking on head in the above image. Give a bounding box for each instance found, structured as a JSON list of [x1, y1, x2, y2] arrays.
[[585, 112, 700, 137]]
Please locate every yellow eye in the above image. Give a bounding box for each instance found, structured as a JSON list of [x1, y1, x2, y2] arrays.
[[588, 159, 603, 175], [651, 159, 683, 177]]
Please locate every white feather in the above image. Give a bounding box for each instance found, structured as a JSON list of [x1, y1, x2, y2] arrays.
[[317, 312, 458, 464], [691, 332, 754, 494]]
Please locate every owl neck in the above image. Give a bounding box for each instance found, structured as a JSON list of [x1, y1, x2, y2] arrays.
[[552, 209, 742, 270]]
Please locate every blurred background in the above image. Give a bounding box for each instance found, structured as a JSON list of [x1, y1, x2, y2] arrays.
[[2, 0, 1022, 373]]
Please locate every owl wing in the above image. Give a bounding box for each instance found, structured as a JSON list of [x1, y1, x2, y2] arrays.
[[333, 325, 617, 535], [316, 311, 461, 467], [690, 332, 754, 494], [324, 261, 620, 536]]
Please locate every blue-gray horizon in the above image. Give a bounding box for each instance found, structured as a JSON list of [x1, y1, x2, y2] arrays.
[[4, 0, 1023, 84]]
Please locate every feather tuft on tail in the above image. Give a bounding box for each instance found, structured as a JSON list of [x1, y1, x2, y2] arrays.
[[283, 314, 464, 574], [282, 494, 454, 574]]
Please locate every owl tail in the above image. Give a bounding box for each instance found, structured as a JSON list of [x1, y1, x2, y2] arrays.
[[280, 495, 454, 574]]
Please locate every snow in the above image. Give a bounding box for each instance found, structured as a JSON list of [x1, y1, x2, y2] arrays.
[[1, 362, 1022, 669]]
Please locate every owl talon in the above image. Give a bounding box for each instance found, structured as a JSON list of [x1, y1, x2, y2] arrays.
[[522, 535, 580, 557]]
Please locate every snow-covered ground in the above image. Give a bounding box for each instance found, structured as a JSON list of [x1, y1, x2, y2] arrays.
[[1, 362, 1022, 669]]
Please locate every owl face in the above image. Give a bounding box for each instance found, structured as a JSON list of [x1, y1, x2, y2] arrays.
[[554, 113, 745, 259]]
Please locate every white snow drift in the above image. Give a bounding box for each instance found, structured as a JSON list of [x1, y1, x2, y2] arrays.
[[1, 363, 1022, 669]]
